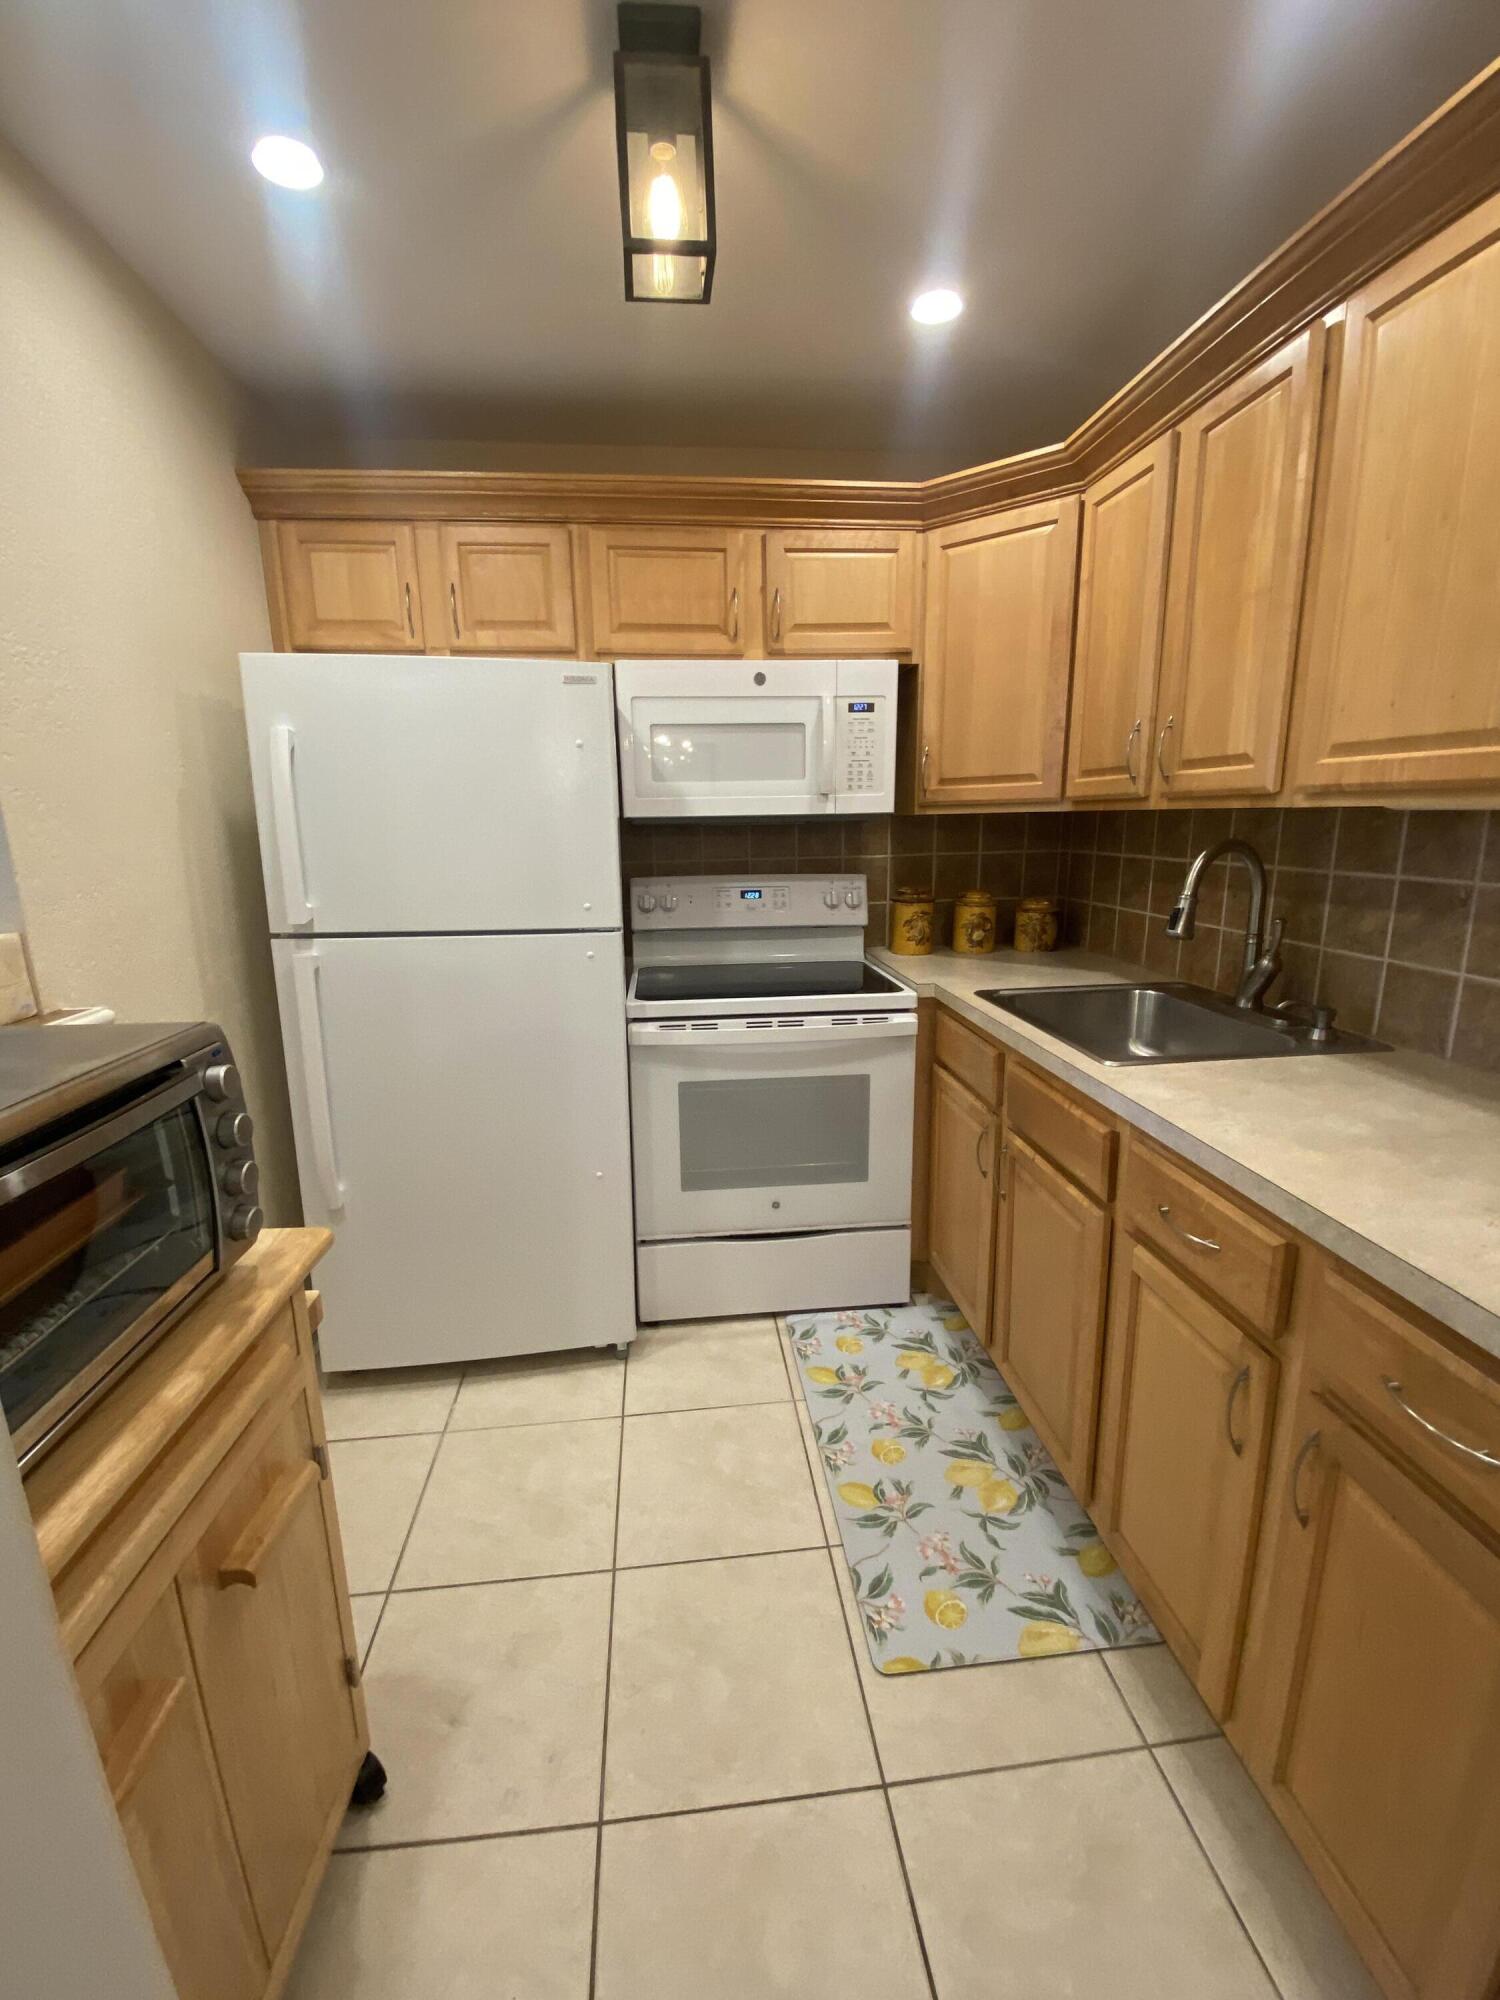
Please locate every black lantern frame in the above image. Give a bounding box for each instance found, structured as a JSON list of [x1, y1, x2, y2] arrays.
[[613, 3, 716, 304]]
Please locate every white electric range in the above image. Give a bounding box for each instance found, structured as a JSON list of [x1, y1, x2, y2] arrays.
[[626, 875, 917, 1322]]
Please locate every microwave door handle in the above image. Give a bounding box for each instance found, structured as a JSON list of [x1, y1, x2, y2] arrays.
[[291, 949, 345, 1211], [818, 694, 838, 799], [269, 725, 313, 928]]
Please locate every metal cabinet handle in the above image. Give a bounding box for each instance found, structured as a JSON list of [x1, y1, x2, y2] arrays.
[[1124, 718, 1141, 790], [1225, 1365, 1250, 1456], [1155, 714, 1175, 784], [975, 1123, 991, 1179], [997, 1140, 1009, 1200], [921, 742, 931, 794], [404, 581, 415, 639], [771, 586, 783, 641], [728, 586, 740, 641], [449, 581, 461, 640], [1381, 1377, 1500, 1468], [1290, 1429, 1321, 1527], [1156, 1202, 1221, 1254]]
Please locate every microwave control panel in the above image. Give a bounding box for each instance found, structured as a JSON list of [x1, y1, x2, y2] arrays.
[[836, 698, 887, 798]]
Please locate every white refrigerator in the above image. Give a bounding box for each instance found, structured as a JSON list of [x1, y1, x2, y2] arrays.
[[240, 653, 635, 1372]]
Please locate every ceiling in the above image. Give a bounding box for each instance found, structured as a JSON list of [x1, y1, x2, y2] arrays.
[[0, 1, 1495, 477]]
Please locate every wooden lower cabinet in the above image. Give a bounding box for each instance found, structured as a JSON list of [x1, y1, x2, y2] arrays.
[[85, 1587, 267, 2000], [1095, 1236, 1277, 1717], [993, 1132, 1110, 1501], [1248, 1390, 1500, 1999], [178, 1393, 364, 1962], [927, 1063, 999, 1336]]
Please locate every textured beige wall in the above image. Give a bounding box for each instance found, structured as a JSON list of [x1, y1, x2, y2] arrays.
[[0, 140, 296, 1219]]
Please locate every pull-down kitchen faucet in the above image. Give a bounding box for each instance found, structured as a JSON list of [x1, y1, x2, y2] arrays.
[[1165, 839, 1284, 1010]]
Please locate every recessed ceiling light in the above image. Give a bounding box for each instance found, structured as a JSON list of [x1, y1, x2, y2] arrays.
[[910, 287, 963, 325], [250, 135, 324, 191]]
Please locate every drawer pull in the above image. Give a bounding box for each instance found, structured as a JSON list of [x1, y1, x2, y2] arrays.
[[103, 1677, 185, 1811], [217, 1458, 322, 1588], [1381, 1376, 1500, 1469], [1225, 1365, 1250, 1457], [1290, 1429, 1321, 1527], [1157, 1203, 1221, 1254]]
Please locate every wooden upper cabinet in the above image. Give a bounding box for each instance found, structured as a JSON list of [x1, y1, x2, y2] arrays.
[[585, 525, 753, 656], [764, 528, 917, 654], [1065, 435, 1176, 801], [1154, 327, 1324, 797], [919, 496, 1080, 806], [1294, 190, 1500, 793], [278, 521, 423, 652], [438, 523, 577, 654]]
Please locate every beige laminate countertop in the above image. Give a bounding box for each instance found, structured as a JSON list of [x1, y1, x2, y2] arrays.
[[873, 945, 1500, 1365]]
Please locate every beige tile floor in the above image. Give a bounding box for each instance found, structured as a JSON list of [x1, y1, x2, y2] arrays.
[[289, 1316, 1382, 2000]]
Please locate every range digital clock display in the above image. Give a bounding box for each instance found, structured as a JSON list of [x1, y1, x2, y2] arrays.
[[740, 888, 763, 900]]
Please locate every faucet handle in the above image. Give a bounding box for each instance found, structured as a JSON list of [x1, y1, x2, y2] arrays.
[[1273, 996, 1337, 1042]]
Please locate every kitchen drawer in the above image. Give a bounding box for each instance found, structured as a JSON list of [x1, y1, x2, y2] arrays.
[[1120, 1138, 1294, 1336], [934, 1006, 1003, 1108], [1005, 1060, 1116, 1201], [1303, 1256, 1500, 1537]]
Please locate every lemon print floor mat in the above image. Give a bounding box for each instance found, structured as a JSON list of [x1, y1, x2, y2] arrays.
[[786, 1298, 1159, 1673]]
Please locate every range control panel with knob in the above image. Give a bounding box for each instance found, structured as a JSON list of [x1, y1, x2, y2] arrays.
[[629, 876, 869, 930]]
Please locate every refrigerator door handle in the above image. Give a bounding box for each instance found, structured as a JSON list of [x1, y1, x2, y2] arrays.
[[269, 724, 314, 928], [291, 947, 345, 1211]]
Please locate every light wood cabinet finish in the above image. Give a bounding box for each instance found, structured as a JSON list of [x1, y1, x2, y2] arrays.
[[927, 1063, 1000, 1336], [178, 1395, 363, 1961], [994, 1132, 1111, 1501], [1295, 189, 1500, 792], [85, 1588, 267, 2000], [919, 497, 1080, 806], [1251, 1385, 1500, 2000], [1119, 1137, 1295, 1337], [438, 522, 577, 653], [585, 525, 753, 656], [278, 521, 423, 652], [1066, 435, 1176, 800], [1154, 327, 1323, 797], [1004, 1060, 1116, 1203], [933, 1005, 1004, 1108], [764, 528, 917, 654], [1097, 1239, 1277, 1716]]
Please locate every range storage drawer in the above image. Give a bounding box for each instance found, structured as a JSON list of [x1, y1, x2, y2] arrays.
[[1119, 1137, 1294, 1336]]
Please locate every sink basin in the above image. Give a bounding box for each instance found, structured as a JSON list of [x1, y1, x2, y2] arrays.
[[974, 983, 1387, 1066]]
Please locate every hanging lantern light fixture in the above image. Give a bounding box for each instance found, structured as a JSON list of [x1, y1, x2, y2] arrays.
[[614, 3, 716, 303]]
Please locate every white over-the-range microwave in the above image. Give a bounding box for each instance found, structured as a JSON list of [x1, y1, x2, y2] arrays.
[[614, 659, 898, 817]]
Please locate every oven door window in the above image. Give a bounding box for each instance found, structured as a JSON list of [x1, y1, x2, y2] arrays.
[[678, 1073, 871, 1191], [0, 1101, 216, 1449]]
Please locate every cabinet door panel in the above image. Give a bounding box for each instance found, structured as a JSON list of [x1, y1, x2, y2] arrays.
[[178, 1394, 362, 1962], [587, 526, 751, 655], [927, 1065, 998, 1336], [1097, 1240, 1275, 1715], [86, 1588, 266, 2000], [1066, 436, 1176, 800], [1295, 190, 1500, 791], [920, 497, 1079, 806], [1255, 1397, 1500, 1999], [279, 521, 422, 652], [994, 1134, 1109, 1501], [440, 522, 577, 654], [1155, 327, 1323, 797], [765, 529, 916, 654]]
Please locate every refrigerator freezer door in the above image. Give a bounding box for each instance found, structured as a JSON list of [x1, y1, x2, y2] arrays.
[[273, 932, 635, 1367], [242, 654, 621, 934]]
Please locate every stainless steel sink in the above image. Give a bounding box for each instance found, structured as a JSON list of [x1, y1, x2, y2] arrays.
[[974, 983, 1387, 1066]]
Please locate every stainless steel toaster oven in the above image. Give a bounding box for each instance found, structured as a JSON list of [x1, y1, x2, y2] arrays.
[[0, 1021, 262, 1467]]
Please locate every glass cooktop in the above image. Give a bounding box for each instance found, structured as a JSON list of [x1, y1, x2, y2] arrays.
[[633, 960, 909, 1004]]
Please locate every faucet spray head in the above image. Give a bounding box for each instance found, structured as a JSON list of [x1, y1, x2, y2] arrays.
[[1165, 896, 1196, 941]]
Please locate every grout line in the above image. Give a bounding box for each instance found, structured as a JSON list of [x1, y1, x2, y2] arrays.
[[386, 1544, 834, 1595], [336, 1817, 600, 1857], [601, 1781, 886, 1830], [1098, 1648, 1152, 1751], [887, 1739, 1151, 1794], [327, 1393, 794, 1446], [1369, 812, 1408, 1041], [1146, 1744, 1289, 2000], [1443, 814, 1488, 1060], [588, 1359, 629, 2000]]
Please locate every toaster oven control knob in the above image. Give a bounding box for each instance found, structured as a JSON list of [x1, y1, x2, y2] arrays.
[[203, 1062, 239, 1102], [227, 1202, 264, 1243], [637, 893, 657, 913], [845, 887, 862, 908], [216, 1110, 254, 1149], [222, 1158, 259, 1198]]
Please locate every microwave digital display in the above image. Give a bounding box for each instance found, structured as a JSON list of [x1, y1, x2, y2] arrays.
[[847, 701, 875, 713]]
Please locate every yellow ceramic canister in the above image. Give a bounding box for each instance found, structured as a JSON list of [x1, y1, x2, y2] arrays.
[[889, 889, 935, 956], [1014, 895, 1060, 952], [952, 887, 998, 955]]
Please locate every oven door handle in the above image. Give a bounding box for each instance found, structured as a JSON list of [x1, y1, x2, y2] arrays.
[[629, 1015, 918, 1049], [290, 947, 345, 1211], [0, 1070, 201, 1202]]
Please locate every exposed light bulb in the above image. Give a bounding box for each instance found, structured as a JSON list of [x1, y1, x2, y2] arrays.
[[910, 287, 964, 325], [645, 140, 684, 297], [250, 134, 324, 190]]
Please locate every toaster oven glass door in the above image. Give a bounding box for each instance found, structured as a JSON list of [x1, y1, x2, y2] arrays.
[[0, 1088, 217, 1462]]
